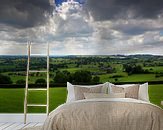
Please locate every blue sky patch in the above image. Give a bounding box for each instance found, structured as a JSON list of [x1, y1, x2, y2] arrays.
[[55, 0, 85, 6]]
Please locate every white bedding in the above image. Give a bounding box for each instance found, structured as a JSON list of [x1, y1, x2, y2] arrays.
[[44, 98, 163, 130], [50, 98, 162, 115]]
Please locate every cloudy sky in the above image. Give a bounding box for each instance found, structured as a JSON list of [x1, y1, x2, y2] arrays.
[[0, 0, 163, 55]]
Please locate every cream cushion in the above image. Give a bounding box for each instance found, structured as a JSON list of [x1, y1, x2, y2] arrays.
[[111, 84, 140, 99], [66, 82, 109, 103], [84, 93, 125, 99], [74, 85, 102, 100]]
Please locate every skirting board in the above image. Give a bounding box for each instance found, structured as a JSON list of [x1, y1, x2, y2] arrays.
[[0, 114, 47, 123]]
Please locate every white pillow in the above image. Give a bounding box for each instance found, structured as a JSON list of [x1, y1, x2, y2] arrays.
[[138, 82, 149, 102], [66, 82, 75, 103], [66, 82, 109, 103], [108, 82, 114, 93]]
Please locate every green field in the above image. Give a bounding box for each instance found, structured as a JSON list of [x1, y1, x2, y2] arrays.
[[149, 84, 163, 108], [0, 88, 66, 113], [100, 73, 163, 83], [1, 55, 163, 84], [144, 66, 163, 73], [0, 85, 162, 113]]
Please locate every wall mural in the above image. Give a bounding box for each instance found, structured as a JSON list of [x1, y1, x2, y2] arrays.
[[0, 0, 163, 115]]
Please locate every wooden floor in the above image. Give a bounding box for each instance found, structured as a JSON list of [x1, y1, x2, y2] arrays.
[[0, 122, 43, 130], [0, 114, 46, 130]]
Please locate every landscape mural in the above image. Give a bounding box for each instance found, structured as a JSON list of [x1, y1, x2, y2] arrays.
[[0, 54, 163, 113], [0, 0, 163, 113]]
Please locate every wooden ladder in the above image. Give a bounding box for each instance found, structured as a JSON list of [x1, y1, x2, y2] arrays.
[[24, 42, 50, 124]]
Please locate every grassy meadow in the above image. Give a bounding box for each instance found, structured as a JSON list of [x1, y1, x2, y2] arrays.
[[0, 88, 67, 113], [0, 55, 163, 113]]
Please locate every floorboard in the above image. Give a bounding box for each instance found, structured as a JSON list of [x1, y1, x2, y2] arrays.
[[34, 123, 43, 127], [0, 123, 14, 130], [14, 123, 30, 130], [0, 123, 6, 128], [22, 123, 38, 129], [0, 114, 45, 130], [0, 122, 43, 130], [4, 123, 21, 130]]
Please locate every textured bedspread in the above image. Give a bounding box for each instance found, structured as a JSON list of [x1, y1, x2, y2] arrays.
[[42, 98, 163, 130]]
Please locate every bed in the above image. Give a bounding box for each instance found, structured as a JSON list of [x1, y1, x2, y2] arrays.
[[41, 82, 163, 130]]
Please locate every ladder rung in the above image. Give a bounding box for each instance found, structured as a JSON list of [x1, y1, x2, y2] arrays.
[[28, 88, 47, 91], [29, 70, 47, 73], [27, 104, 47, 107]]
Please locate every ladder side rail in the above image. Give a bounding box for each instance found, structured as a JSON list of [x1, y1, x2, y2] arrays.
[[24, 41, 31, 124], [46, 43, 50, 115]]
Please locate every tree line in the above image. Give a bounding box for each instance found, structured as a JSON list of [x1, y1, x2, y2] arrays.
[[0, 63, 162, 85], [0, 70, 100, 84]]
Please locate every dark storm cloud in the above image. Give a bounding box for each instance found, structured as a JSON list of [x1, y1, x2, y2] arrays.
[[0, 0, 53, 28], [85, 0, 163, 21], [111, 19, 163, 35]]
